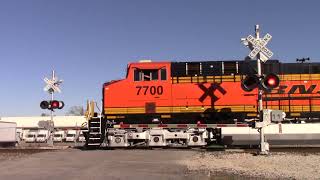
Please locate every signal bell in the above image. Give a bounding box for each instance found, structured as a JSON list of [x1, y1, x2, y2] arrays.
[[40, 100, 64, 110]]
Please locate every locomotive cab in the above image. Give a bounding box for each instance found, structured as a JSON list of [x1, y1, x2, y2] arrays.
[[103, 61, 172, 123], [126, 61, 172, 108]]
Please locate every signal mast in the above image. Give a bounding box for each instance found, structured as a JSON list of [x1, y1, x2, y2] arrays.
[[241, 25, 281, 155], [41, 70, 64, 146]]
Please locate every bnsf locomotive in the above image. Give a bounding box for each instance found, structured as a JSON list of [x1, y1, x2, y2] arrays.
[[103, 59, 320, 123], [86, 59, 320, 148]]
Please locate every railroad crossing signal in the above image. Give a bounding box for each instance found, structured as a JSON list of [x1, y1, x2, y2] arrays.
[[41, 70, 64, 111], [241, 73, 280, 92], [41, 70, 63, 146], [241, 25, 277, 155], [243, 33, 273, 62], [40, 100, 65, 110]]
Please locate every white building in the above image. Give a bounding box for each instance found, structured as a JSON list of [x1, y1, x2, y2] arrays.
[[0, 116, 86, 129], [0, 121, 16, 145], [0, 116, 87, 140]]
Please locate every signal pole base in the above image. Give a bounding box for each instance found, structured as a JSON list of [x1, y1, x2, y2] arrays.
[[47, 137, 54, 147], [258, 142, 269, 155]]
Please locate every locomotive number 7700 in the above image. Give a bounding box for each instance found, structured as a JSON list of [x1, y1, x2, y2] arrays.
[[136, 86, 163, 95]]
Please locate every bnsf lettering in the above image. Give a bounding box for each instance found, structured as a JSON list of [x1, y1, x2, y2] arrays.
[[277, 85, 288, 94], [288, 85, 316, 94], [273, 85, 320, 94], [136, 86, 163, 95]]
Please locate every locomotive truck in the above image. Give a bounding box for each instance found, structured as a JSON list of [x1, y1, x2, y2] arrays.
[[84, 59, 320, 148]]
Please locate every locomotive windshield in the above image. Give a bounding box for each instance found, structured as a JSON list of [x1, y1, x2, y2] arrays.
[[133, 68, 167, 81], [134, 69, 158, 81]]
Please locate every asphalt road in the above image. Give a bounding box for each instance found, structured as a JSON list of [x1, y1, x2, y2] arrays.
[[0, 149, 211, 180]]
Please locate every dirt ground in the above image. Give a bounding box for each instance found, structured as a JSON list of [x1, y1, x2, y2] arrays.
[[0, 148, 318, 180], [0, 149, 54, 161], [0, 149, 208, 180]]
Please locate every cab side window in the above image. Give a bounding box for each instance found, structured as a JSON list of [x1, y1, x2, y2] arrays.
[[134, 69, 159, 81], [134, 69, 140, 81], [160, 68, 167, 80]]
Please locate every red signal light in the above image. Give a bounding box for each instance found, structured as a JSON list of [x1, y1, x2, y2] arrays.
[[262, 73, 280, 90], [51, 100, 60, 109], [267, 78, 275, 85], [241, 73, 280, 92], [40, 100, 64, 110]]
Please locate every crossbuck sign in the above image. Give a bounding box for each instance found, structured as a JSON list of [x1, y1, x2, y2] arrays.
[[43, 71, 63, 93], [245, 33, 273, 62]]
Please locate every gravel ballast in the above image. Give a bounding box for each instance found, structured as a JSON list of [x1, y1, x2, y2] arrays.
[[180, 152, 320, 179]]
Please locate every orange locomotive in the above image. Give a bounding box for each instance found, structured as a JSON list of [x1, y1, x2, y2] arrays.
[[103, 60, 320, 124]]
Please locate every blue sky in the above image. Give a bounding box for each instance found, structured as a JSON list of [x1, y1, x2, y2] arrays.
[[0, 0, 319, 116]]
